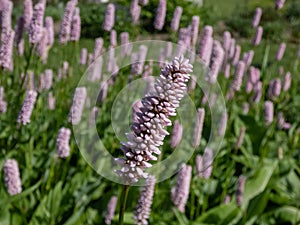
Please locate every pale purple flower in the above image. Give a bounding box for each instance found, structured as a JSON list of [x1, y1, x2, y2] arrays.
[[252, 26, 263, 46], [24, 0, 33, 30], [276, 42, 286, 61], [192, 108, 205, 148], [56, 127, 71, 158], [235, 127, 246, 149], [28, 2, 45, 44], [253, 81, 262, 103], [68, 87, 87, 125], [103, 4, 115, 32], [88, 55, 102, 81], [98, 82, 108, 103], [223, 31, 231, 53], [105, 196, 118, 225], [218, 112, 227, 136], [45, 16, 54, 47], [230, 61, 246, 91], [115, 56, 193, 184], [16, 38, 24, 56], [17, 90, 37, 125], [48, 92, 55, 110], [232, 45, 241, 66], [275, 0, 286, 10], [197, 26, 213, 67], [3, 159, 22, 195], [154, 0, 166, 30], [80, 48, 87, 65], [201, 148, 213, 179], [166, 42, 172, 57], [1, 0, 13, 32], [110, 29, 117, 47], [283, 71, 291, 91], [170, 6, 182, 32], [171, 164, 192, 212], [93, 37, 104, 60], [190, 16, 200, 47], [59, 0, 76, 44], [134, 176, 156, 225], [131, 45, 148, 75], [245, 50, 254, 66], [88, 53, 93, 66], [120, 32, 131, 56], [236, 175, 246, 207], [208, 40, 224, 83], [90, 106, 98, 127], [252, 7, 262, 27], [44, 69, 53, 90], [264, 101, 274, 125], [70, 7, 81, 42], [0, 86, 7, 113], [0, 29, 15, 70], [36, 28, 48, 63], [228, 38, 236, 59], [195, 155, 202, 177], [224, 64, 230, 78], [130, 0, 141, 25], [246, 80, 253, 93], [170, 120, 183, 148], [178, 27, 191, 49]]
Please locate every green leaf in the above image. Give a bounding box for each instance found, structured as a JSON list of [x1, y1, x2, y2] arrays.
[[242, 160, 277, 209], [172, 207, 189, 225], [193, 203, 241, 225], [273, 206, 300, 224]]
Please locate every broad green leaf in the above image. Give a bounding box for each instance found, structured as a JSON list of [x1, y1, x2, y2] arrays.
[[242, 160, 277, 209], [193, 203, 241, 225]]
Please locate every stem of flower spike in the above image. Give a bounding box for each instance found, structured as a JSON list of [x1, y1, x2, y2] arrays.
[[20, 44, 35, 89], [119, 185, 130, 225]]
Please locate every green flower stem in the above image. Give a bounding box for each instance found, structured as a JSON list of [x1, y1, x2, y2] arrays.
[[119, 185, 130, 225]]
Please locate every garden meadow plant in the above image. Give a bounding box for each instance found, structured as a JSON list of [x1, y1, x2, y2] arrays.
[[0, 0, 299, 224]]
